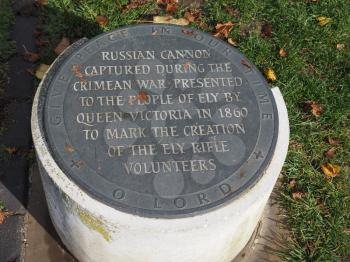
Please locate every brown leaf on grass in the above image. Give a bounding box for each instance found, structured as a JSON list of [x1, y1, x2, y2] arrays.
[[157, 0, 178, 5], [288, 179, 297, 189], [35, 64, 50, 80], [328, 137, 341, 145], [228, 38, 238, 47], [125, 0, 148, 10], [54, 37, 70, 56], [23, 52, 40, 62], [336, 43, 345, 50], [279, 48, 287, 57], [213, 22, 234, 39], [224, 6, 241, 19], [292, 192, 304, 200], [264, 68, 277, 81], [345, 228, 350, 235], [4, 147, 17, 155], [96, 15, 108, 26], [324, 147, 336, 158], [261, 22, 272, 38], [321, 163, 341, 178], [303, 101, 323, 117], [184, 11, 196, 22], [153, 16, 189, 25], [166, 4, 178, 13]]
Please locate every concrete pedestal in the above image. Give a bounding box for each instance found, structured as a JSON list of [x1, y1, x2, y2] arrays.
[[32, 82, 288, 262]]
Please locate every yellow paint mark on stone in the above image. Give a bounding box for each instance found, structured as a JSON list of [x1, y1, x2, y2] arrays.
[[76, 208, 111, 241]]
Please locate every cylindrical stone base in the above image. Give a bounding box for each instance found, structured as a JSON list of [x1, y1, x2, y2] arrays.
[[32, 78, 288, 262]]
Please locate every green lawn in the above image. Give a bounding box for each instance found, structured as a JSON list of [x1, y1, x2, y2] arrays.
[[35, 0, 350, 261]]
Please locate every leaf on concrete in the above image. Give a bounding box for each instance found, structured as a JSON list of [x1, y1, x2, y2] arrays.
[[213, 22, 234, 38], [4, 147, 17, 155], [23, 52, 40, 62], [316, 16, 331, 26], [0, 211, 15, 225], [96, 15, 108, 26], [264, 68, 277, 81], [153, 16, 189, 26], [321, 163, 341, 178], [35, 64, 50, 80], [54, 37, 70, 56]]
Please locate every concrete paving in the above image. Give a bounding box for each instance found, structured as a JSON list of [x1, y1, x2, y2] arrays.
[[0, 3, 37, 261]]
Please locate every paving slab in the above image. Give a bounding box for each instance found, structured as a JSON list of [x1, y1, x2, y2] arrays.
[[24, 165, 76, 262]]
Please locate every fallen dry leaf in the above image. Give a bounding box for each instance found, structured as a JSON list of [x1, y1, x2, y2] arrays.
[[288, 179, 297, 189], [65, 144, 75, 153], [166, 4, 178, 13], [228, 38, 238, 47], [4, 147, 17, 155], [328, 137, 341, 145], [184, 11, 196, 23], [345, 228, 350, 236], [35, 64, 50, 80], [23, 52, 40, 62], [0, 211, 15, 225], [214, 22, 234, 39], [224, 6, 241, 19], [279, 48, 287, 57], [153, 16, 189, 26], [321, 163, 341, 178], [35, 0, 48, 6], [325, 147, 336, 158], [336, 43, 345, 50], [261, 22, 272, 38], [292, 192, 304, 200], [96, 15, 108, 26], [241, 59, 252, 69], [316, 16, 331, 26], [125, 0, 148, 10], [303, 101, 323, 117], [54, 37, 70, 56], [137, 90, 149, 102], [35, 39, 50, 47], [264, 68, 277, 81]]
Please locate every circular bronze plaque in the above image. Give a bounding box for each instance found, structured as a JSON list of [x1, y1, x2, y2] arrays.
[[42, 24, 278, 217]]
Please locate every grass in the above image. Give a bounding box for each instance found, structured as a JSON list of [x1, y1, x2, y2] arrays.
[[36, 0, 350, 261]]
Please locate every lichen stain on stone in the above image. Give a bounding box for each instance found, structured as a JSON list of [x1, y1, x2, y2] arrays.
[[76, 208, 111, 241]]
